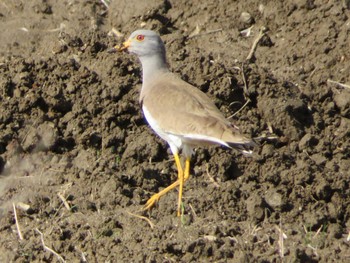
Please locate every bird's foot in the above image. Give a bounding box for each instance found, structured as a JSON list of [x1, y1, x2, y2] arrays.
[[143, 193, 161, 211]]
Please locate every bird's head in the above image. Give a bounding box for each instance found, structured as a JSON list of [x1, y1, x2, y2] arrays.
[[109, 29, 166, 58]]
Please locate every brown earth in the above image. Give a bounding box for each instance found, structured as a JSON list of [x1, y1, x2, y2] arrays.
[[1, 0, 350, 262]]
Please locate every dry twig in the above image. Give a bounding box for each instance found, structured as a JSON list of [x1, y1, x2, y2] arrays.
[[246, 26, 267, 61], [81, 252, 87, 262], [108, 27, 123, 38], [313, 225, 323, 238], [275, 223, 287, 259], [100, 0, 109, 9], [188, 203, 198, 219], [253, 122, 278, 142], [205, 163, 220, 188], [228, 99, 250, 119], [228, 64, 251, 119], [240, 63, 251, 100], [126, 211, 155, 229], [35, 228, 66, 263], [188, 28, 223, 39], [13, 203, 23, 240], [57, 193, 71, 211], [327, 79, 350, 90]]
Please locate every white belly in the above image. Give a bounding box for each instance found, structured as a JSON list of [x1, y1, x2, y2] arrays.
[[142, 105, 183, 155]]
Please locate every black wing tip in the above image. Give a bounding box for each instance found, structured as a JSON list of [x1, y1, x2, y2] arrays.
[[228, 139, 259, 155]]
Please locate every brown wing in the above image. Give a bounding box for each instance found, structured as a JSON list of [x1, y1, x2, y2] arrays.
[[141, 72, 252, 146]]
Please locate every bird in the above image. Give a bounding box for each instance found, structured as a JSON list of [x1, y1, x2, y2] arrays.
[[109, 29, 256, 216]]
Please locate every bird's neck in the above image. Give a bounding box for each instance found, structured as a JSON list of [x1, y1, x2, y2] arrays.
[[139, 54, 169, 83]]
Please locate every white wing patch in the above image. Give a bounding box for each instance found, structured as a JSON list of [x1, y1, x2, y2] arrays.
[[182, 134, 230, 147]]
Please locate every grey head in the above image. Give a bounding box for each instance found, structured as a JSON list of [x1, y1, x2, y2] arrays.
[[117, 29, 169, 81], [116, 30, 166, 58]]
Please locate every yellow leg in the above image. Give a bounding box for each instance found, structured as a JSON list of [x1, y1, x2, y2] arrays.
[[184, 158, 190, 180], [177, 157, 191, 216], [176, 154, 184, 217], [143, 154, 184, 212]]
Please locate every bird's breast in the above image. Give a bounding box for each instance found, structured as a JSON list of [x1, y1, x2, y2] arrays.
[[142, 105, 183, 153]]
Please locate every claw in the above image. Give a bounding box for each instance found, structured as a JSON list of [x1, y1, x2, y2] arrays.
[[141, 154, 191, 216], [143, 193, 161, 210]]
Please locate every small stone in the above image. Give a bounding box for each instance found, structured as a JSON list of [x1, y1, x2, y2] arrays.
[[264, 190, 283, 209], [101, 179, 118, 199], [314, 179, 331, 200], [310, 153, 327, 165], [298, 133, 318, 150], [261, 144, 275, 157], [37, 122, 59, 151], [240, 12, 253, 24], [245, 195, 264, 221], [21, 128, 38, 151], [73, 150, 94, 171], [327, 223, 343, 239], [335, 117, 350, 137], [334, 90, 350, 117]]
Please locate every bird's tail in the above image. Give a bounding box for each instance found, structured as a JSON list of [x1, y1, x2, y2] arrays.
[[221, 126, 258, 155], [228, 139, 258, 156]]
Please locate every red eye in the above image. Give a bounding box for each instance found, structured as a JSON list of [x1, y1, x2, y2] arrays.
[[136, 34, 145, 41]]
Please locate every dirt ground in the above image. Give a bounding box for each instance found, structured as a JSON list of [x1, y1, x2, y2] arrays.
[[1, 0, 350, 262]]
